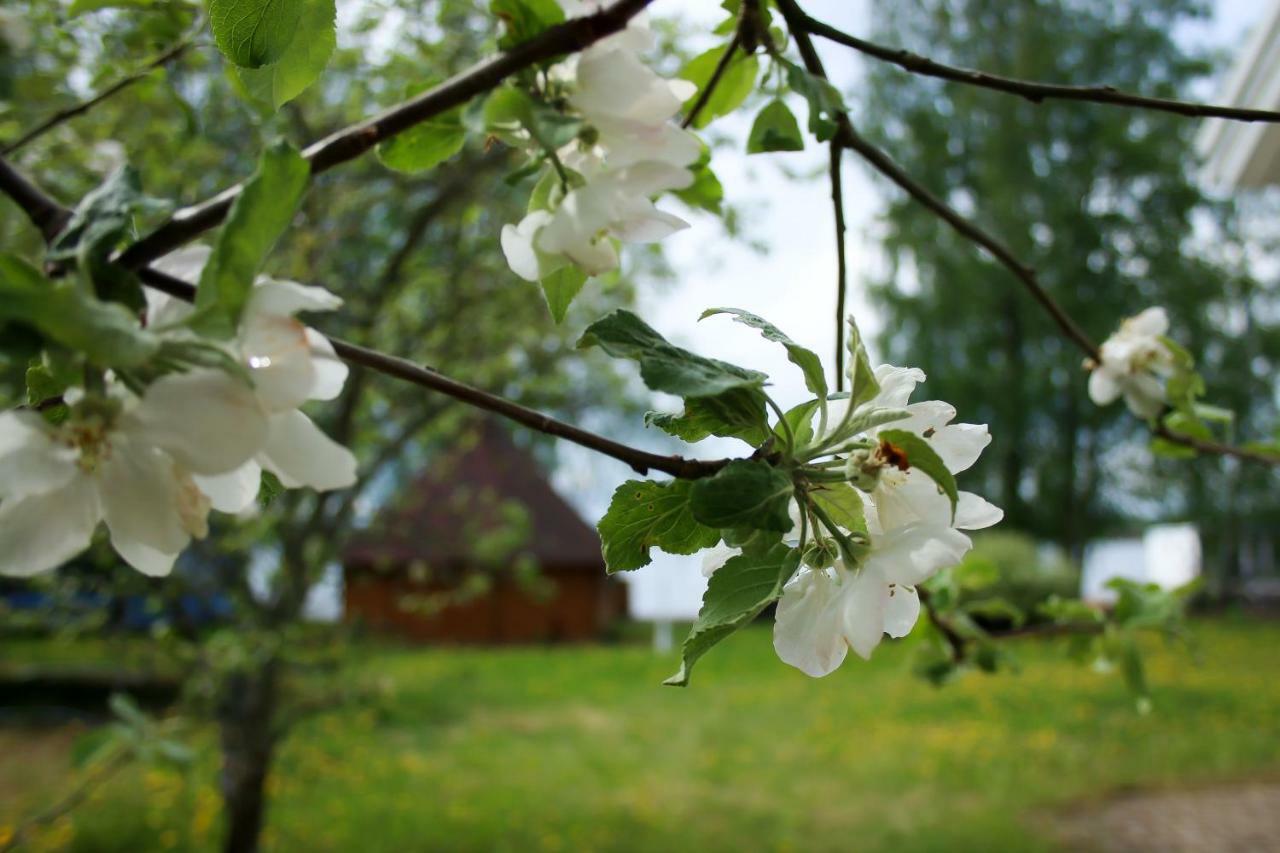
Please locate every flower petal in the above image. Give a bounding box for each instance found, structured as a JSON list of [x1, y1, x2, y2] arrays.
[[153, 245, 211, 284], [1123, 373, 1166, 419], [866, 523, 972, 586], [305, 329, 348, 401], [869, 364, 927, 408], [882, 583, 921, 638], [247, 279, 343, 320], [110, 536, 179, 577], [773, 569, 848, 677], [97, 439, 191, 554], [929, 422, 991, 474], [1088, 367, 1121, 406], [241, 313, 316, 412], [0, 480, 100, 576], [194, 460, 262, 514], [0, 411, 79, 502], [838, 570, 886, 660], [259, 411, 356, 491], [126, 369, 268, 475], [955, 492, 1003, 530]]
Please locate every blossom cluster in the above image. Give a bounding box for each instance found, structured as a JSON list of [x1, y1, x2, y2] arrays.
[[1087, 306, 1173, 419], [0, 248, 356, 578], [501, 3, 699, 281], [705, 364, 1002, 677]]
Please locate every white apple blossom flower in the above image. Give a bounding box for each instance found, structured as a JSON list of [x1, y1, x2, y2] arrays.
[[1088, 306, 1173, 419], [773, 522, 973, 677], [150, 247, 357, 510], [0, 370, 267, 577]]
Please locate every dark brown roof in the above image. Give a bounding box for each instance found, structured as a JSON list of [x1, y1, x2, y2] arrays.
[[344, 420, 604, 573]]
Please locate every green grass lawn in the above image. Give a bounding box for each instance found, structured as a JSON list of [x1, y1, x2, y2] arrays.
[[3, 615, 1280, 852]]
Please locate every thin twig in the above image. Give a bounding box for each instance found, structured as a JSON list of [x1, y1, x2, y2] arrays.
[[0, 749, 131, 853], [680, 31, 742, 130], [1, 32, 200, 156], [829, 139, 848, 391], [135, 266, 730, 480], [793, 6, 1280, 124], [114, 0, 656, 272]]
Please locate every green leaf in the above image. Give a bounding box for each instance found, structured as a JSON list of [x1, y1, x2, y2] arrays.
[[673, 146, 724, 215], [776, 399, 819, 448], [68, 0, 157, 15], [233, 0, 335, 109], [376, 92, 467, 173], [782, 60, 846, 141], [0, 254, 159, 369], [964, 596, 1025, 627], [844, 313, 879, 407], [878, 428, 957, 515], [645, 388, 771, 446], [578, 310, 766, 399], [680, 46, 759, 129], [258, 470, 285, 509], [491, 0, 564, 49], [747, 99, 804, 153], [1117, 634, 1150, 707], [209, 0, 304, 69], [196, 142, 309, 334], [701, 307, 826, 398], [689, 460, 794, 533], [665, 544, 799, 686], [597, 480, 720, 573], [807, 482, 867, 536], [951, 557, 999, 591], [539, 266, 586, 323]]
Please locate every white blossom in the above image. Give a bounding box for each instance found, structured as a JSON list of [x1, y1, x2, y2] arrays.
[[1088, 306, 1173, 419], [0, 371, 267, 577]]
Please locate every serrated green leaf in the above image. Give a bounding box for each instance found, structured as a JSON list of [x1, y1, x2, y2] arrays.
[[680, 46, 759, 130], [747, 99, 804, 153], [844, 313, 879, 407], [807, 482, 867, 536], [673, 145, 724, 215], [782, 60, 845, 141], [597, 480, 720, 572], [376, 109, 467, 173], [690, 460, 794, 533], [645, 388, 771, 446], [878, 428, 958, 517], [209, 0, 304, 69], [0, 253, 159, 369], [776, 399, 819, 448], [196, 142, 309, 334], [701, 307, 826, 398], [665, 544, 799, 686], [540, 266, 586, 323], [578, 310, 766, 399], [233, 0, 335, 109]]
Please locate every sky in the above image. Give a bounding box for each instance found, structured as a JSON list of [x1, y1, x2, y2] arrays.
[[547, 0, 1272, 622]]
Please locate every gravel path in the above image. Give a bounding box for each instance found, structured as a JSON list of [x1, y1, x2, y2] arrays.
[[1055, 783, 1280, 852]]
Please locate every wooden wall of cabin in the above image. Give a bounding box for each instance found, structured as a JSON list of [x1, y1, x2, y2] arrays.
[[343, 568, 626, 644]]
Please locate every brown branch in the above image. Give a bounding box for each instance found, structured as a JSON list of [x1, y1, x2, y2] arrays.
[[791, 4, 1280, 124], [1, 32, 200, 157], [829, 140, 848, 391], [916, 586, 967, 663], [0, 158, 72, 241], [681, 31, 742, 130], [1153, 421, 1280, 466], [113, 0, 656, 272]]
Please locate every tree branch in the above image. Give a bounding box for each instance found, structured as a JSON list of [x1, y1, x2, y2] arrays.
[[680, 31, 741, 130], [0, 158, 72, 241], [791, 4, 1280, 124], [830, 139, 848, 391], [113, 0, 656, 272], [1, 30, 200, 157]]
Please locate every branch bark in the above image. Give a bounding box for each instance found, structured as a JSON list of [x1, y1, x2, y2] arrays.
[[113, 0, 656, 272], [829, 140, 848, 390], [792, 3, 1280, 124]]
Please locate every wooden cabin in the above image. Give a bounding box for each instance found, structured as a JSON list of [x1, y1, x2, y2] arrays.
[[342, 422, 625, 643]]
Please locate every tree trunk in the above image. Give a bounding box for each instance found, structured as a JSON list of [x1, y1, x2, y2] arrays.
[[216, 659, 279, 853]]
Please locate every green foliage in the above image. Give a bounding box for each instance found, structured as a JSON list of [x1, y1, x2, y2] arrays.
[[597, 479, 720, 572], [781, 60, 844, 141], [232, 0, 336, 109], [195, 141, 309, 334], [209, 0, 304, 68], [877, 428, 958, 515], [688, 460, 794, 533], [943, 531, 1079, 624], [680, 44, 759, 129], [644, 389, 770, 445], [376, 90, 467, 174], [491, 0, 564, 48], [747, 99, 804, 153], [665, 543, 799, 686], [701, 307, 826, 397], [808, 482, 867, 535], [538, 266, 586, 323]]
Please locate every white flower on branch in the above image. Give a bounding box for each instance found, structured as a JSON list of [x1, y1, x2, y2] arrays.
[[150, 247, 357, 510], [1088, 306, 1173, 419], [0, 371, 267, 577]]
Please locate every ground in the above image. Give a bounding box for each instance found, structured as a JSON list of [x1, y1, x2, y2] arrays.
[[1, 615, 1278, 851]]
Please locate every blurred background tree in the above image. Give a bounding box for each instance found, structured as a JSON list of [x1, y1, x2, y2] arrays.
[[859, 0, 1280, 590]]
